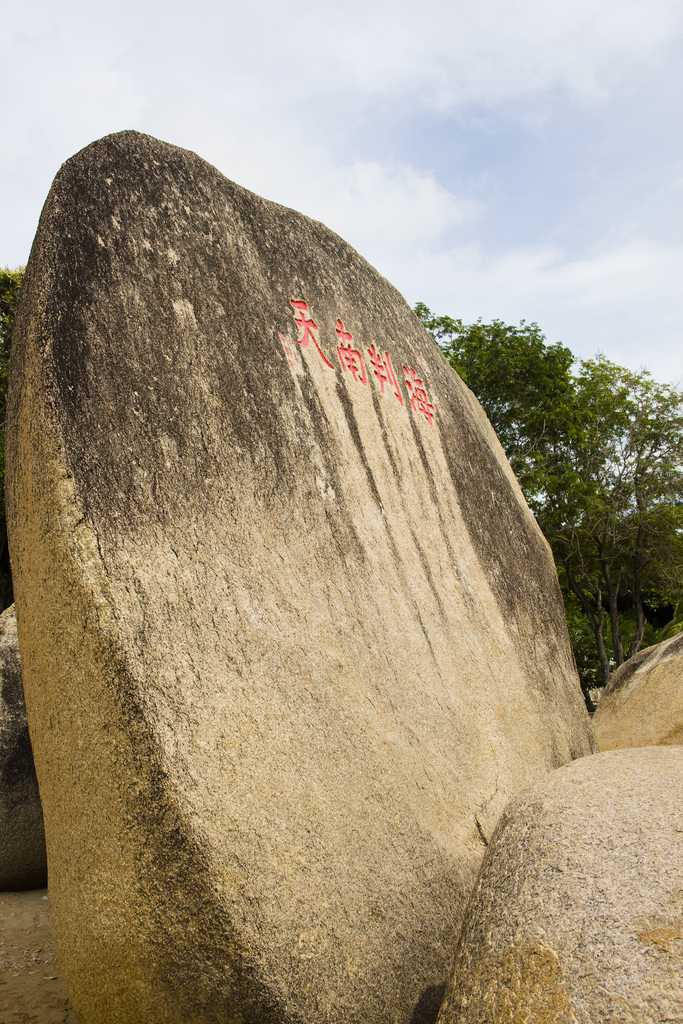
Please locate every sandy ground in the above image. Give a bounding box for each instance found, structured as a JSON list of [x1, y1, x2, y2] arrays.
[[0, 890, 77, 1023]]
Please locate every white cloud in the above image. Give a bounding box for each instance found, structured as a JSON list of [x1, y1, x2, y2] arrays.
[[4, 0, 682, 118], [387, 238, 683, 380], [302, 0, 683, 107], [275, 161, 480, 255], [1, 0, 681, 378], [146, 101, 477, 254], [454, 241, 683, 306], [200, 0, 681, 109]]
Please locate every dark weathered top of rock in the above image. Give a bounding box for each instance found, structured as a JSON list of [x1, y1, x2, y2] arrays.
[[8, 131, 594, 1024]]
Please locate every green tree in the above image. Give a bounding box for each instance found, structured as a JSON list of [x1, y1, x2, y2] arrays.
[[413, 303, 577, 501], [538, 358, 683, 688], [415, 303, 683, 700], [0, 266, 25, 608]]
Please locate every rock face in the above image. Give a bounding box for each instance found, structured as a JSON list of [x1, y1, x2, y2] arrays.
[[594, 633, 683, 750], [7, 131, 594, 1024], [0, 605, 47, 891], [437, 746, 683, 1024]]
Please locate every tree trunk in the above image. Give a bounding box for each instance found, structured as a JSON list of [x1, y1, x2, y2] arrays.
[[627, 522, 647, 660], [564, 561, 612, 686], [627, 575, 647, 659], [599, 548, 623, 667]]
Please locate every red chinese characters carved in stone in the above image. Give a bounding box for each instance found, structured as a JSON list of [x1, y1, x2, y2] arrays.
[[367, 345, 404, 405], [336, 320, 367, 385], [290, 299, 334, 368], [417, 355, 441, 411], [403, 365, 435, 426]]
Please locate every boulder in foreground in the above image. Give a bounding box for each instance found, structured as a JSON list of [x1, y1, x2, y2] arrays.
[[437, 746, 683, 1024], [0, 605, 47, 890], [594, 633, 683, 750], [8, 131, 594, 1024]]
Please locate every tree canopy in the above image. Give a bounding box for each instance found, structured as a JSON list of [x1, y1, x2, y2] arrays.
[[0, 267, 24, 426], [415, 303, 683, 704], [413, 303, 576, 500]]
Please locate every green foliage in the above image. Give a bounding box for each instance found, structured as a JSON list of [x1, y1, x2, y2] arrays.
[[540, 358, 683, 685], [414, 304, 577, 502], [415, 302, 683, 698], [0, 266, 25, 530], [0, 266, 24, 347], [642, 599, 683, 647]]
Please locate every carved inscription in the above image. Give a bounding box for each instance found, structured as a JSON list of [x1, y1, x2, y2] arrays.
[[280, 299, 438, 426], [290, 299, 334, 369], [336, 320, 368, 386], [367, 345, 403, 406], [403, 366, 436, 426]]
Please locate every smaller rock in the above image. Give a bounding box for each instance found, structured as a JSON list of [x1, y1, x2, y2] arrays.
[[0, 605, 47, 890], [437, 746, 683, 1024], [594, 633, 683, 750]]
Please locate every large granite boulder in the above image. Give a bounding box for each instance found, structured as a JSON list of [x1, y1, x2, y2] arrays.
[[7, 131, 594, 1024], [437, 746, 683, 1024], [0, 605, 47, 890], [594, 633, 683, 750]]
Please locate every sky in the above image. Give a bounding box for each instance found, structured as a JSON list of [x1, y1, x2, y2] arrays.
[[2, 0, 682, 381]]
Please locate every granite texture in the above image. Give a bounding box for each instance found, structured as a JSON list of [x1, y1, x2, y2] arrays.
[[438, 746, 683, 1024], [7, 131, 594, 1024], [594, 633, 683, 749]]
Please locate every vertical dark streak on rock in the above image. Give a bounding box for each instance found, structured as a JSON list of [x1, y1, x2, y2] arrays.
[[370, 387, 401, 485], [437, 399, 572, 692], [406, 410, 439, 511], [404, 407, 470, 623], [335, 377, 384, 516], [408, 527, 448, 625], [327, 379, 441, 667]]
